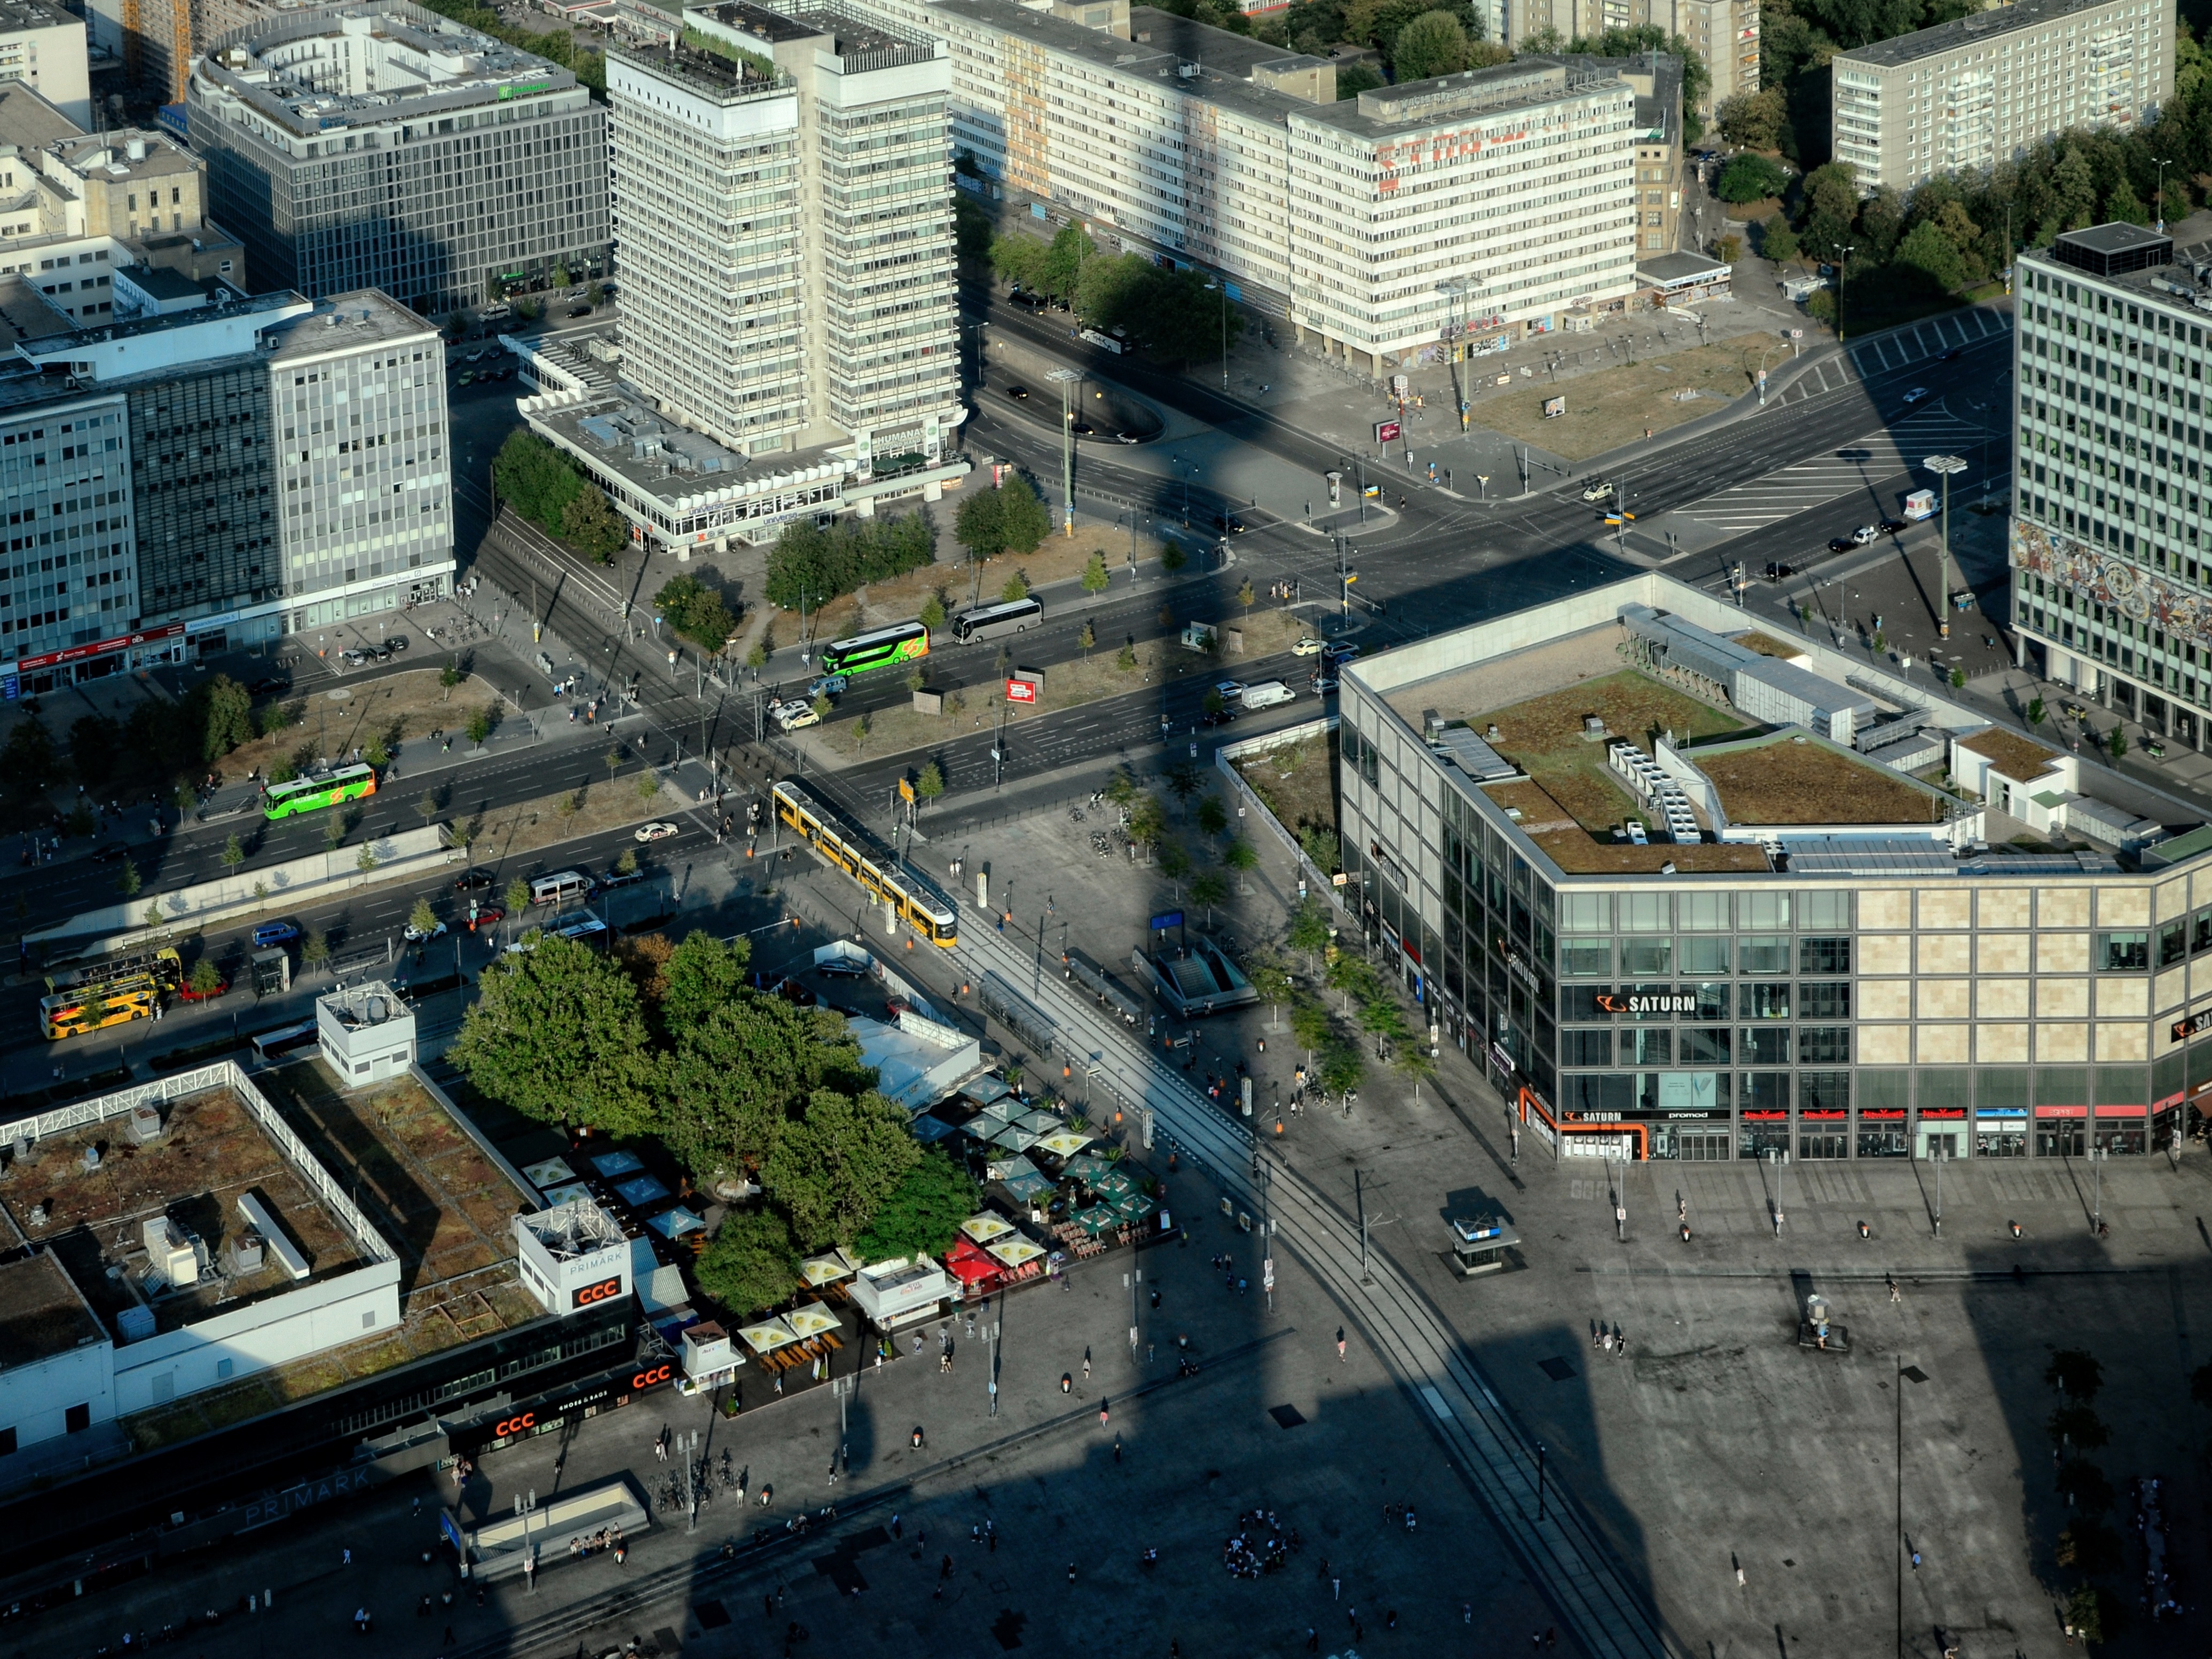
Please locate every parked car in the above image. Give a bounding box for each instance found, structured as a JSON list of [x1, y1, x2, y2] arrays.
[[1214, 680, 1247, 702], [253, 921, 300, 948], [569, 303, 592, 318], [177, 973, 229, 1003], [815, 958, 868, 980], [1827, 536, 1858, 553], [777, 704, 822, 732], [1323, 642, 1361, 665], [1293, 636, 1325, 657], [384, 636, 409, 653], [403, 918, 447, 944], [1852, 525, 1879, 546], [634, 821, 680, 843], [1878, 518, 1908, 535], [1901, 386, 1932, 406], [1310, 672, 1340, 694], [91, 842, 130, 862], [453, 868, 496, 892], [250, 676, 290, 696], [601, 868, 643, 889]]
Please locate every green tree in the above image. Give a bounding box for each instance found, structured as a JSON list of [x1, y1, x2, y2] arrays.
[[1247, 944, 1294, 1027], [2046, 1348, 2104, 1401], [562, 485, 627, 563], [1160, 541, 1187, 575], [187, 959, 224, 998], [1286, 897, 1332, 970], [504, 877, 530, 917], [1390, 9, 1469, 78], [989, 232, 1049, 293], [1894, 220, 1967, 292], [69, 714, 120, 787], [2026, 696, 2047, 732], [1224, 838, 1259, 876], [1190, 870, 1230, 925], [324, 811, 347, 852], [659, 928, 751, 1030], [303, 927, 331, 971], [2110, 725, 2129, 760], [221, 833, 246, 871], [1078, 620, 1096, 658], [665, 992, 866, 1176], [492, 428, 583, 533], [762, 1087, 922, 1249], [450, 935, 664, 1135], [1166, 759, 1204, 819], [1718, 153, 1789, 203], [1001, 569, 1031, 604], [1157, 839, 1192, 892], [1394, 1042, 1438, 1103], [1319, 1038, 1365, 1098], [1125, 793, 1168, 852], [117, 860, 143, 897], [1196, 795, 1230, 840], [1116, 642, 1138, 672], [1291, 996, 1333, 1066], [466, 706, 495, 747], [2048, 1403, 2110, 1451], [692, 1208, 802, 1318], [1081, 550, 1110, 595], [916, 760, 945, 807], [357, 844, 380, 874], [853, 1148, 981, 1262], [656, 574, 739, 654], [919, 592, 948, 630], [2104, 175, 2150, 226], [615, 847, 639, 878], [1040, 223, 1097, 298], [1761, 214, 1801, 262], [1336, 62, 1383, 98], [1715, 85, 1786, 151], [954, 476, 1051, 559], [409, 896, 439, 936]]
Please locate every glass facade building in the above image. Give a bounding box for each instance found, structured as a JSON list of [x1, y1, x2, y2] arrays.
[[1336, 573, 2212, 1164]]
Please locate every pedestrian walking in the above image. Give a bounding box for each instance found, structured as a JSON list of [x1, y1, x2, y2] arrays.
[[1336, 1327, 1346, 1361], [343, 1549, 353, 1567]]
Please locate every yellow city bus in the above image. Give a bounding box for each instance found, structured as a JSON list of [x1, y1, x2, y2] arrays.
[[41, 974, 160, 1040], [43, 945, 183, 996], [770, 779, 957, 947]]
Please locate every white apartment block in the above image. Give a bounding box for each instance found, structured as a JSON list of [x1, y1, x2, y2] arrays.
[[1832, 0, 2171, 194], [1494, 0, 1758, 113], [859, 0, 1638, 372], [0, 0, 89, 128], [608, 0, 961, 460]]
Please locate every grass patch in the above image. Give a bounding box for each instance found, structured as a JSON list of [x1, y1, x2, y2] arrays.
[[1470, 342, 1761, 462], [1231, 730, 1337, 865], [1695, 734, 1943, 826], [1477, 669, 1752, 834]]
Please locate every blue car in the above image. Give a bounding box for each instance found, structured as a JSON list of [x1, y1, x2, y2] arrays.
[[253, 921, 300, 949]]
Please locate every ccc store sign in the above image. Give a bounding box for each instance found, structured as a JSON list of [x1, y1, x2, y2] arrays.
[[631, 1363, 673, 1391], [571, 1275, 624, 1309], [494, 1411, 537, 1437]]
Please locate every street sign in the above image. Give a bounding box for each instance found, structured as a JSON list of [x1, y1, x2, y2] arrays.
[[1374, 421, 1400, 444], [1150, 910, 1184, 931], [898, 777, 916, 802], [1005, 678, 1036, 704]]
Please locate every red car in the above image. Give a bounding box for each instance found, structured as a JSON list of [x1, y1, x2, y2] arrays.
[[466, 905, 506, 931], [178, 974, 229, 1002]]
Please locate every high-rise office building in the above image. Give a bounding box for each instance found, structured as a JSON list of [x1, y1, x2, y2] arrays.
[[1832, 0, 2172, 194], [2009, 217, 2212, 754], [0, 280, 452, 690], [82, 0, 192, 102], [608, 0, 960, 460], [187, 2, 611, 312], [1494, 0, 1758, 113]]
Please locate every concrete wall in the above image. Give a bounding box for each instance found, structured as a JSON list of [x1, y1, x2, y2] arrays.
[[27, 824, 451, 954], [0, 1330, 115, 1448]]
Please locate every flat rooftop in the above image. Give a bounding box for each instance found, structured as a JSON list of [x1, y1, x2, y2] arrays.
[[1957, 725, 2063, 783], [2, 1087, 369, 1340], [1836, 0, 2138, 67], [1689, 731, 1947, 827], [264, 291, 438, 362], [0, 1249, 103, 1372]]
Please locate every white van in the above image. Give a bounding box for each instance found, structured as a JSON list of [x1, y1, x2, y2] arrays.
[[530, 870, 593, 906], [1241, 680, 1295, 712]]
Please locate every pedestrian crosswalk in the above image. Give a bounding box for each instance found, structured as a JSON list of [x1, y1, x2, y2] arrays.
[[1678, 406, 1994, 535], [1759, 305, 2011, 410]]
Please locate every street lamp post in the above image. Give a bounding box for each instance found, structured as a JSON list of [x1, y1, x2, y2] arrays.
[[1831, 243, 1856, 343], [1049, 367, 1081, 536], [1923, 454, 1968, 640], [2154, 156, 2174, 233], [1206, 279, 1230, 392]]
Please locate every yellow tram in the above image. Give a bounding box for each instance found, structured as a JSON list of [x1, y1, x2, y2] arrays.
[[770, 779, 958, 947]]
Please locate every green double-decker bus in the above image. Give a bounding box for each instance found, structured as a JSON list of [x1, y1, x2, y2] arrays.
[[263, 763, 379, 820], [818, 620, 929, 682]]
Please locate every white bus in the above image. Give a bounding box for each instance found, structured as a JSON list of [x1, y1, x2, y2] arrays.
[[951, 597, 1044, 644]]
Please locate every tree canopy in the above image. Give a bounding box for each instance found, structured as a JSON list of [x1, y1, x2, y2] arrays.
[[693, 1208, 803, 1317], [853, 1148, 981, 1262], [763, 1087, 922, 1250], [765, 511, 936, 610], [448, 935, 663, 1136], [954, 475, 1053, 560], [655, 574, 741, 653]]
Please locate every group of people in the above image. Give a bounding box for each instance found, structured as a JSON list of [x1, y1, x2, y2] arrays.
[[566, 1528, 626, 1565], [1221, 1508, 1301, 1579], [1590, 1319, 1628, 1358]]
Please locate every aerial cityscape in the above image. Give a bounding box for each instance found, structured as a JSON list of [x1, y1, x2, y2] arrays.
[[0, 0, 2208, 1651]]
